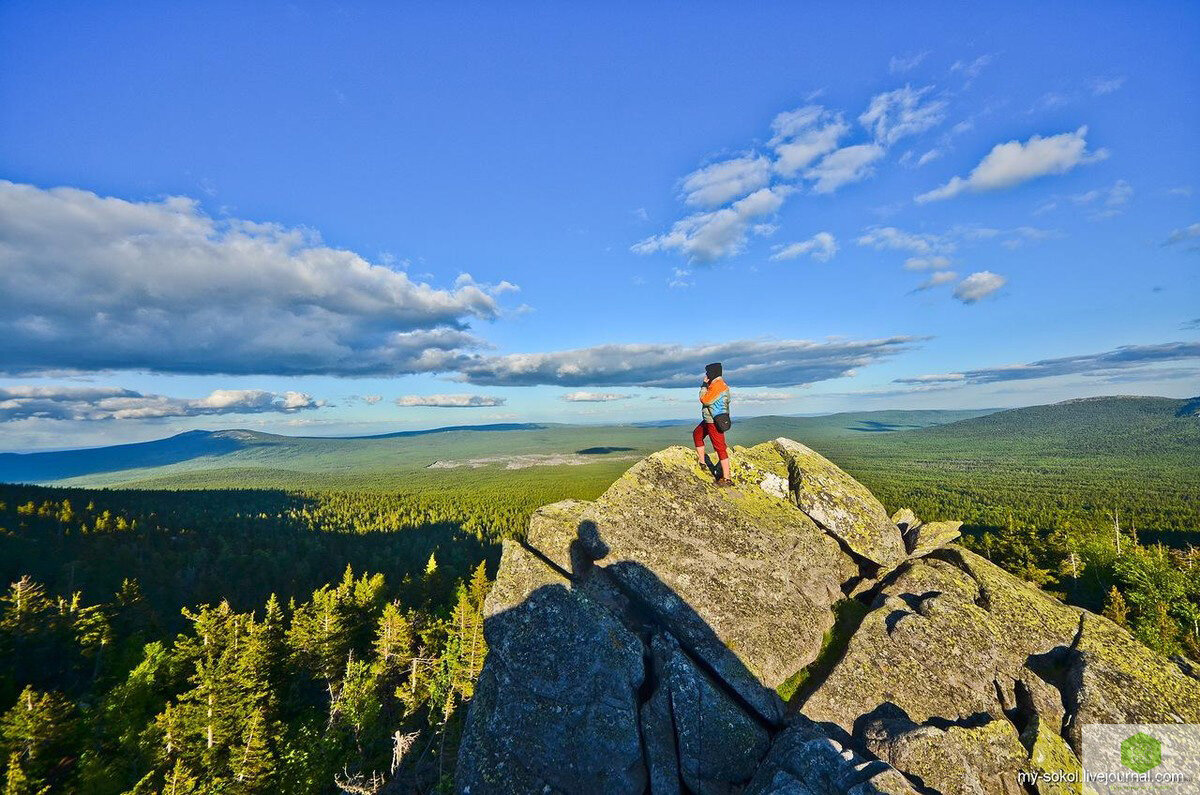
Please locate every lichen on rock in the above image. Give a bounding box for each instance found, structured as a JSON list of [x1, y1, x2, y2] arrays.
[[456, 439, 1200, 795], [774, 438, 907, 568]]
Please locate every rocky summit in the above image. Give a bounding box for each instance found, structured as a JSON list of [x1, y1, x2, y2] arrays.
[[455, 439, 1200, 794]]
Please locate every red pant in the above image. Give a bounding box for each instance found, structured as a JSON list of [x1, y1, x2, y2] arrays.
[[693, 422, 728, 460]]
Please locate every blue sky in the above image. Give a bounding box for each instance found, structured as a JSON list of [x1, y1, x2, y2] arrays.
[[1, 1, 1197, 450]]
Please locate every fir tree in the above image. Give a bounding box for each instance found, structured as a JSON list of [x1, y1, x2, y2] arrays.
[[1103, 586, 1129, 626]]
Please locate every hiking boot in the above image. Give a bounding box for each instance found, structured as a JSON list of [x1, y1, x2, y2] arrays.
[[716, 478, 733, 487]]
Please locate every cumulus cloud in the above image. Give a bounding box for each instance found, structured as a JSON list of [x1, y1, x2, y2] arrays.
[[953, 271, 1007, 303], [679, 155, 773, 207], [0, 385, 323, 422], [631, 187, 790, 262], [859, 85, 947, 146], [637, 86, 954, 262], [394, 394, 505, 408], [806, 144, 886, 194], [916, 127, 1107, 202], [451, 337, 922, 388], [0, 181, 511, 377], [560, 391, 633, 402], [895, 341, 1200, 385], [770, 232, 838, 262], [769, 106, 848, 177]]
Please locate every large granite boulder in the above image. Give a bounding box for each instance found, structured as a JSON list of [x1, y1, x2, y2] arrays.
[[744, 715, 919, 795], [857, 704, 1026, 795], [1061, 612, 1200, 749], [455, 585, 646, 793], [456, 438, 1200, 795], [774, 439, 907, 568], [521, 443, 859, 723], [801, 548, 1082, 733], [650, 632, 771, 794]]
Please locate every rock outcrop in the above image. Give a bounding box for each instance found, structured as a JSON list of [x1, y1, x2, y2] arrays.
[[456, 439, 1200, 794]]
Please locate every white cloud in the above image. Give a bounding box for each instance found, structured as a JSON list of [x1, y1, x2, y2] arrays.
[[1072, 179, 1132, 217], [916, 127, 1107, 202], [395, 394, 505, 408], [769, 106, 848, 177], [951, 54, 994, 79], [896, 341, 1200, 385], [904, 256, 953, 271], [452, 337, 922, 388], [362, 394, 383, 405], [0, 181, 510, 377], [1164, 223, 1200, 246], [806, 144, 886, 194], [889, 51, 930, 74], [770, 232, 838, 262], [857, 226, 952, 256], [632, 186, 789, 262], [915, 270, 958, 290], [859, 85, 947, 146], [1000, 226, 1063, 248], [953, 271, 1007, 303], [737, 390, 800, 403], [679, 155, 772, 207], [0, 385, 324, 422], [561, 391, 633, 402], [916, 149, 942, 167], [667, 268, 694, 288], [1090, 76, 1126, 96]]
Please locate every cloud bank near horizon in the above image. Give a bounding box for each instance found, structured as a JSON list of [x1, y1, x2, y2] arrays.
[[451, 337, 923, 388], [0, 180, 515, 378], [895, 341, 1200, 386], [0, 386, 323, 422]]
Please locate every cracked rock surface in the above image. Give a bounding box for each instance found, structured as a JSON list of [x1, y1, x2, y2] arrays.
[[456, 439, 1200, 794]]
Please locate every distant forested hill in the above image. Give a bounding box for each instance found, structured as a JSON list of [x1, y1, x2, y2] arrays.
[[0, 409, 993, 489], [1, 395, 1197, 792]]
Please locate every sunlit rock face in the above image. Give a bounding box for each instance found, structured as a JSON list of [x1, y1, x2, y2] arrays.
[[456, 439, 1200, 794]]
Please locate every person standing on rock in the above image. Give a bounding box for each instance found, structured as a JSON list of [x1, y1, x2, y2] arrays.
[[694, 362, 733, 486]]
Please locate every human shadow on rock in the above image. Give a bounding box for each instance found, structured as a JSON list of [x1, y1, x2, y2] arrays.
[[456, 520, 785, 794]]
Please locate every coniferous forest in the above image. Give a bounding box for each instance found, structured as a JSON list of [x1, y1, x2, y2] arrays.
[[0, 487, 499, 793], [2, 399, 1199, 792]]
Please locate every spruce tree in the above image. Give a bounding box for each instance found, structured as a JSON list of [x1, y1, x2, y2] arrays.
[[231, 707, 274, 793]]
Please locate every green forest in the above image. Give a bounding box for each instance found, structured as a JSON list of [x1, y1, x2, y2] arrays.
[[2, 397, 1198, 792]]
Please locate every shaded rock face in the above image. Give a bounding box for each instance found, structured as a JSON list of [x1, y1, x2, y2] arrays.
[[456, 439, 1200, 794], [455, 584, 646, 793]]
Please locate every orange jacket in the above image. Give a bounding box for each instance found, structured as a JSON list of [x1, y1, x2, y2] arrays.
[[699, 377, 730, 421]]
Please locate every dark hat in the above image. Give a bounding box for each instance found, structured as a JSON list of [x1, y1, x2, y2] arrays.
[[705, 362, 723, 379]]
